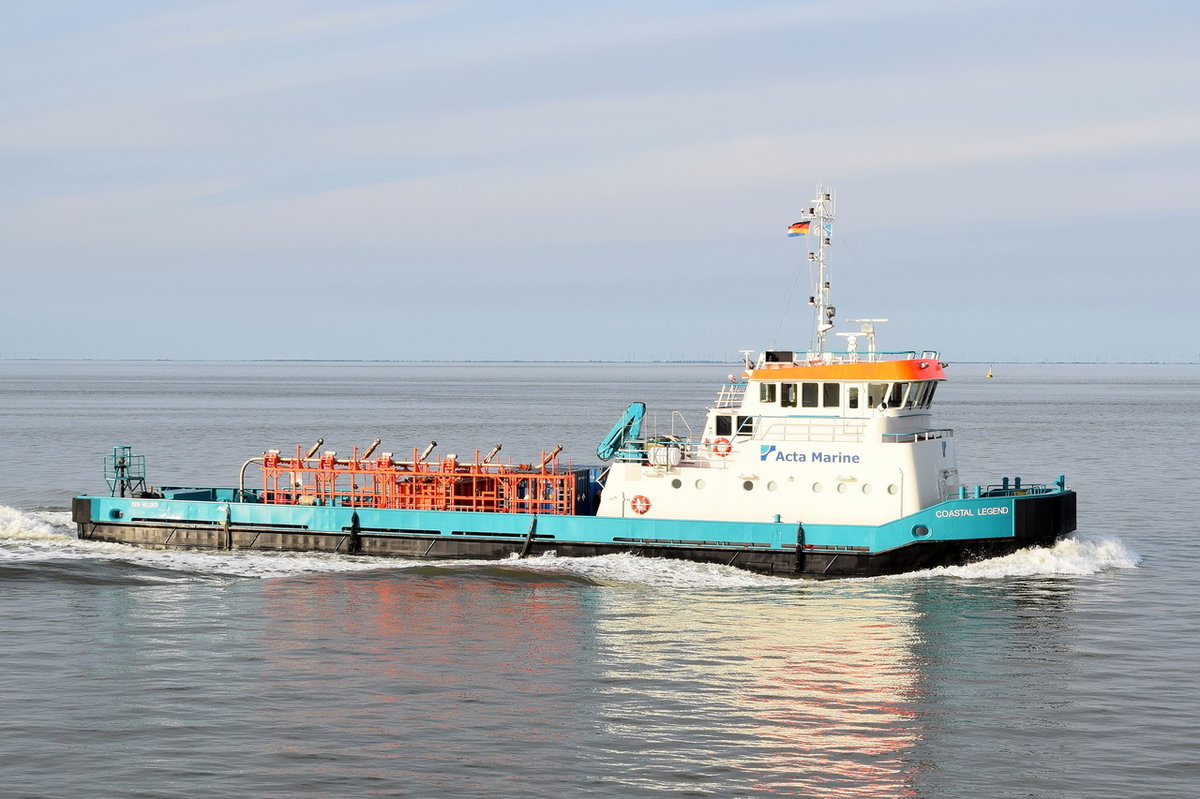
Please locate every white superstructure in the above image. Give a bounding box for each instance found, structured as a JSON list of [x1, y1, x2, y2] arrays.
[[596, 187, 960, 525]]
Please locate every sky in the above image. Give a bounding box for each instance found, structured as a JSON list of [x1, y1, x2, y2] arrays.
[[2, 0, 1197, 362]]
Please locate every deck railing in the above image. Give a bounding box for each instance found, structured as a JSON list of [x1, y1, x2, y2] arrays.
[[714, 382, 746, 408], [759, 349, 940, 366], [881, 429, 954, 443]]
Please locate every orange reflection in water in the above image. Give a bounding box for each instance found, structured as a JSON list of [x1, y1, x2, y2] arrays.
[[590, 586, 923, 797], [246, 570, 925, 796]]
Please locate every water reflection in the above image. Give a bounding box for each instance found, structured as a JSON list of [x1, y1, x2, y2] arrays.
[[253, 569, 594, 795], [85, 566, 1080, 797], [904, 578, 1077, 797], [587, 584, 924, 797], [583, 576, 1078, 797]]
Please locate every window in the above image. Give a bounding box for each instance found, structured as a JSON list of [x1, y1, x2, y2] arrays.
[[925, 382, 939, 408], [759, 383, 777, 403], [781, 383, 798, 408], [715, 415, 732, 436], [909, 381, 926, 408], [736, 416, 754, 435], [848, 387, 860, 409], [801, 383, 819, 408], [867, 383, 888, 408], [822, 382, 840, 407], [889, 382, 909, 408]]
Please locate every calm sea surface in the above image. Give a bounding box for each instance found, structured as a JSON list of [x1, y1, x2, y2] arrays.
[[1, 361, 1196, 798]]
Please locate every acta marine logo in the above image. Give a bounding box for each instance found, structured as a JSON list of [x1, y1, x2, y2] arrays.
[[758, 444, 862, 464]]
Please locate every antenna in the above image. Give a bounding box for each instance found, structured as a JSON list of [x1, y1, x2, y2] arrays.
[[799, 186, 836, 352]]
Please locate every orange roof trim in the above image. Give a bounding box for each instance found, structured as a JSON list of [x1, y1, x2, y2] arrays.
[[747, 359, 947, 382]]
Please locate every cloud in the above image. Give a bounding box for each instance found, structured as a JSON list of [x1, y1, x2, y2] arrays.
[[2, 0, 1198, 364]]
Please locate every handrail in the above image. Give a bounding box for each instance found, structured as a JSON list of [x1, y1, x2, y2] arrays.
[[881, 429, 954, 443], [756, 348, 938, 366], [713, 382, 746, 408], [958, 475, 1069, 499]]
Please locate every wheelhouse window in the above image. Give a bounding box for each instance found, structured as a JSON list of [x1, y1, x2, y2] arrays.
[[781, 383, 798, 408], [916, 379, 936, 405], [801, 383, 819, 408], [847, 387, 860, 409], [736, 416, 754, 435], [924, 381, 938, 408], [888, 382, 909, 408], [759, 383, 777, 403], [867, 383, 888, 408], [715, 415, 732, 436], [822, 382, 840, 408]]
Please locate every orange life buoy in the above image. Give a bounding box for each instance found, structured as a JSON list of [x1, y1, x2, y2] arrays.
[[712, 437, 732, 456], [630, 495, 651, 515]]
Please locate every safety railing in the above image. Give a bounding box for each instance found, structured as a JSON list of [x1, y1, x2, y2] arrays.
[[714, 382, 747, 408], [757, 416, 867, 444], [758, 349, 938, 366], [958, 475, 1068, 498], [881, 429, 954, 443]]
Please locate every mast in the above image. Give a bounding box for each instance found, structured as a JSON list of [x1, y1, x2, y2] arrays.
[[805, 186, 836, 353]]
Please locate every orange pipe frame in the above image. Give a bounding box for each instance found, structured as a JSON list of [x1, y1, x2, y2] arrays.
[[260, 445, 575, 515]]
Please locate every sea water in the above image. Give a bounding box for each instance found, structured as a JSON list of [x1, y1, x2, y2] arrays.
[[0, 361, 1196, 798]]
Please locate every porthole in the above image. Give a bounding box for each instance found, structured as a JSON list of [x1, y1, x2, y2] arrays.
[[887, 484, 899, 495], [912, 525, 931, 538], [767, 481, 779, 492], [812, 482, 823, 493], [743, 481, 754, 491], [836, 483, 848, 494], [671, 478, 682, 489], [862, 483, 873, 495], [695, 479, 706, 489]]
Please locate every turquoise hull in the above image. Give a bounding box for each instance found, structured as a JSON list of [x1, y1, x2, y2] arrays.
[[73, 483, 1076, 578]]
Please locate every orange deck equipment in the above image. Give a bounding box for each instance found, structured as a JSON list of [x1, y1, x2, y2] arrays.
[[260, 445, 576, 515]]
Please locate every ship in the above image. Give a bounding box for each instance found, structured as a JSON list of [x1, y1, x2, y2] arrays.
[[72, 187, 1076, 578]]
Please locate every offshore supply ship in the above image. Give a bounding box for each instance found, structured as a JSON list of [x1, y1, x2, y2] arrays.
[[73, 188, 1076, 577]]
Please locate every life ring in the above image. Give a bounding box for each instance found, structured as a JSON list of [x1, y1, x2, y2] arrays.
[[712, 437, 732, 456], [630, 495, 651, 515]]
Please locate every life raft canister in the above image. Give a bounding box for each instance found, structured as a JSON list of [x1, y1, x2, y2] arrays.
[[630, 495, 651, 515]]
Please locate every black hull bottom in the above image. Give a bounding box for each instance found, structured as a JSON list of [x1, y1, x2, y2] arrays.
[[74, 491, 1076, 579]]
